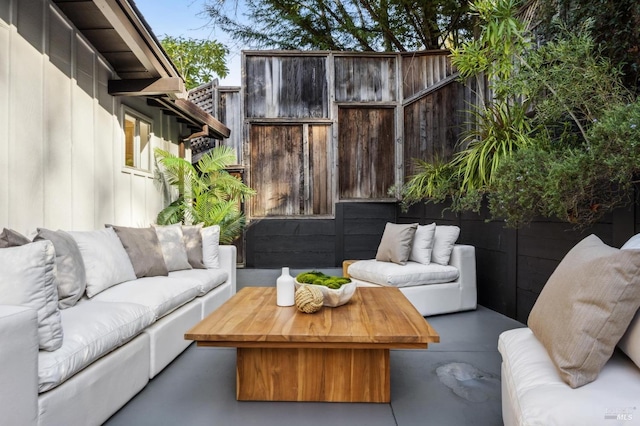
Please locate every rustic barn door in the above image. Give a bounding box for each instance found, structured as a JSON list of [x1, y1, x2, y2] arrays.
[[249, 124, 332, 217], [338, 107, 395, 199]]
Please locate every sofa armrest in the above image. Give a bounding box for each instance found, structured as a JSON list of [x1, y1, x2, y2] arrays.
[[450, 245, 477, 310], [217, 245, 237, 295], [0, 305, 39, 426]]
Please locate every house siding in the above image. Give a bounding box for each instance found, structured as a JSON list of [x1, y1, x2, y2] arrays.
[[0, 0, 184, 236]]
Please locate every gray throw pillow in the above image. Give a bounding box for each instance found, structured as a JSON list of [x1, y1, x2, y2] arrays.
[[375, 223, 418, 265], [108, 225, 168, 278], [34, 228, 87, 309], [528, 234, 640, 388], [182, 224, 205, 269], [0, 228, 31, 248], [152, 224, 192, 272]]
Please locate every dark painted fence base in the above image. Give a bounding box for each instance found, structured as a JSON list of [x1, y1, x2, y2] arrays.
[[245, 198, 637, 322]]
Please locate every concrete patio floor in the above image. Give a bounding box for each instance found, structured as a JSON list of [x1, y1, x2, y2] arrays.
[[104, 269, 524, 426]]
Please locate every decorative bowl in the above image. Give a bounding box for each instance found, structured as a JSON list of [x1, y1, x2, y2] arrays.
[[294, 279, 356, 307]]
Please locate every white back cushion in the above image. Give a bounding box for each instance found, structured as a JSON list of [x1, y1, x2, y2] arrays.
[[69, 228, 136, 297], [431, 225, 461, 265], [201, 225, 220, 269], [0, 241, 63, 351], [409, 223, 436, 264]]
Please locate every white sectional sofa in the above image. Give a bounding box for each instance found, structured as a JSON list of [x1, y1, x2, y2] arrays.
[[348, 244, 477, 316], [498, 234, 640, 425], [499, 325, 640, 425], [347, 223, 477, 316], [0, 226, 236, 426]]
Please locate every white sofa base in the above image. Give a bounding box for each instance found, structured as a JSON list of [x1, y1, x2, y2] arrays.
[[499, 327, 640, 426], [200, 277, 233, 318], [350, 245, 477, 316], [0, 306, 38, 426], [38, 333, 150, 426], [145, 300, 202, 378], [0, 245, 237, 426]]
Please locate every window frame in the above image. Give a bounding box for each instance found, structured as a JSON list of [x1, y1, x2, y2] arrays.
[[122, 107, 154, 174]]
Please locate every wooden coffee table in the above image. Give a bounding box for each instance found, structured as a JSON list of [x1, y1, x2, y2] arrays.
[[185, 286, 439, 403]]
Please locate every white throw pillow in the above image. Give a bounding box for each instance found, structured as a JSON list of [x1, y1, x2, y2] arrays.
[[68, 228, 136, 297], [431, 225, 460, 265], [0, 241, 64, 351], [201, 225, 220, 269], [153, 224, 192, 272], [409, 223, 437, 264], [622, 233, 640, 249]]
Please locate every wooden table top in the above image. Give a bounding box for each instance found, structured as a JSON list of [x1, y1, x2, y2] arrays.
[[185, 287, 439, 349]]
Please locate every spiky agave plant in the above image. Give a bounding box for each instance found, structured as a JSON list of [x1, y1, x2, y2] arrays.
[[154, 146, 255, 244]]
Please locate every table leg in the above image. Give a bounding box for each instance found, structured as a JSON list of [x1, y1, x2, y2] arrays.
[[236, 347, 390, 402]]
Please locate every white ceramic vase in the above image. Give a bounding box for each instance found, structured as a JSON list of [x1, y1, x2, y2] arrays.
[[276, 267, 295, 306]]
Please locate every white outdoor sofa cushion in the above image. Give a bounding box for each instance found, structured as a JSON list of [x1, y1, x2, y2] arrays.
[[348, 259, 459, 287], [499, 327, 640, 425], [91, 276, 200, 320], [38, 300, 154, 392], [348, 244, 477, 316]]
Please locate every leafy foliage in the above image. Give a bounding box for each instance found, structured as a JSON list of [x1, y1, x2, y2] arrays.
[[537, 0, 640, 92], [154, 147, 256, 244], [491, 101, 640, 226], [451, 0, 531, 83], [204, 0, 474, 51], [160, 36, 229, 90], [400, 0, 640, 228]]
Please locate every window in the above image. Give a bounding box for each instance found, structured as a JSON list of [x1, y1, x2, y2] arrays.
[[124, 111, 152, 171]]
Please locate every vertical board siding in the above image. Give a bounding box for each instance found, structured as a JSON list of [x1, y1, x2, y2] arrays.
[[250, 125, 304, 216], [338, 108, 395, 199], [219, 89, 242, 163], [0, 7, 9, 226], [403, 81, 464, 177], [402, 52, 455, 99], [10, 0, 45, 235], [245, 56, 328, 118], [1, 0, 184, 235], [334, 56, 396, 102], [44, 6, 73, 229], [309, 125, 332, 215]]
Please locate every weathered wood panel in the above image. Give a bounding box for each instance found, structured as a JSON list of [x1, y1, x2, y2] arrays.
[[309, 125, 332, 215], [219, 88, 242, 163], [334, 56, 396, 102], [245, 55, 328, 118], [250, 125, 304, 216], [402, 51, 453, 99], [338, 108, 395, 199], [403, 81, 465, 177]]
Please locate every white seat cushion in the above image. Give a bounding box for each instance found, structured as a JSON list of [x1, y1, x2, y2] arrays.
[[92, 276, 199, 319], [168, 269, 228, 296], [499, 327, 640, 425], [38, 299, 154, 392], [348, 259, 459, 288]]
